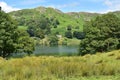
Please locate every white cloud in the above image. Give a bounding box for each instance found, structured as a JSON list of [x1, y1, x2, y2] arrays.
[[104, 0, 112, 6], [104, 0, 120, 12], [0, 1, 20, 12], [89, 0, 120, 13]]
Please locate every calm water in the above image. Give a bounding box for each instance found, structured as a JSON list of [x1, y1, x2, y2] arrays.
[[34, 45, 79, 56], [12, 45, 79, 57]]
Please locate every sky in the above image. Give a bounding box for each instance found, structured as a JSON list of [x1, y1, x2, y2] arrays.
[[0, 0, 120, 13]]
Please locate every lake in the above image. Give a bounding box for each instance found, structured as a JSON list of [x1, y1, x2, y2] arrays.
[[12, 45, 79, 58], [34, 45, 79, 56]]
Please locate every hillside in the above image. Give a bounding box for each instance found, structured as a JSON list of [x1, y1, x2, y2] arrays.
[[9, 7, 84, 35], [112, 11, 120, 18], [67, 12, 99, 21], [0, 50, 120, 80], [9, 7, 120, 37]]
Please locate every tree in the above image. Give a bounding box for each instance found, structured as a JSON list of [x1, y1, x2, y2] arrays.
[[73, 31, 85, 39], [48, 36, 59, 46], [16, 30, 35, 56], [55, 19, 60, 25], [0, 6, 1, 11], [27, 15, 52, 38], [0, 11, 34, 58], [79, 13, 120, 56], [0, 11, 17, 58], [35, 29, 45, 39], [53, 19, 60, 28], [65, 31, 73, 39], [67, 25, 72, 31]]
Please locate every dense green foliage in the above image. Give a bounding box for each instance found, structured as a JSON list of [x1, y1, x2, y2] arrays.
[[48, 35, 59, 46], [27, 15, 52, 38], [79, 13, 120, 55], [0, 11, 17, 58], [65, 31, 73, 39], [0, 11, 34, 58], [73, 31, 85, 39], [16, 30, 35, 55]]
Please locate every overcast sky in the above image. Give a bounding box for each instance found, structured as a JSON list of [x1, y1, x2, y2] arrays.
[[0, 0, 120, 13]]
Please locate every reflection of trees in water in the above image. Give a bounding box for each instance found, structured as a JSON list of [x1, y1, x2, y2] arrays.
[[34, 45, 78, 55]]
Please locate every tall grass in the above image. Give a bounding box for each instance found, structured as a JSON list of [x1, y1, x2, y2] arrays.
[[0, 50, 120, 80]]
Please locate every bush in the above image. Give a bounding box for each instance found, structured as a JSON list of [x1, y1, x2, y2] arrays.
[[65, 31, 73, 39], [73, 31, 85, 39]]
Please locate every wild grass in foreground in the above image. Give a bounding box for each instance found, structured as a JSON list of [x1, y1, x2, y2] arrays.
[[0, 50, 120, 80]]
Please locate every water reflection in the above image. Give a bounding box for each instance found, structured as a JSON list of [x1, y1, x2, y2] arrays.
[[12, 45, 79, 58], [34, 45, 78, 55]]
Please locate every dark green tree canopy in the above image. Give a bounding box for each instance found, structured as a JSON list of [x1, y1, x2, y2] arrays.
[[0, 11, 17, 58], [65, 31, 73, 39], [27, 15, 52, 39], [79, 13, 120, 55], [0, 11, 34, 58], [48, 35, 59, 46]]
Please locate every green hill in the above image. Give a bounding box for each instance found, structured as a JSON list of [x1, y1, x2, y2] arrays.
[[112, 11, 120, 18], [67, 12, 99, 21], [9, 7, 84, 35], [9, 7, 120, 37]]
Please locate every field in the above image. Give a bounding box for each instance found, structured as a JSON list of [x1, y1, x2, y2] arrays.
[[0, 50, 120, 80]]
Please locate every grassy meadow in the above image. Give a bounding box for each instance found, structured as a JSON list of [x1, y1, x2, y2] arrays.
[[0, 50, 120, 80], [1, 2, 120, 80]]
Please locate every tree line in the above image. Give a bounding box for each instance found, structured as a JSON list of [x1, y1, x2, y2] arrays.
[[79, 13, 120, 55]]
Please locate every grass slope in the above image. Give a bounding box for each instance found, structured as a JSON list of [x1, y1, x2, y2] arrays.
[[0, 50, 120, 80], [9, 7, 100, 36], [9, 7, 120, 36]]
